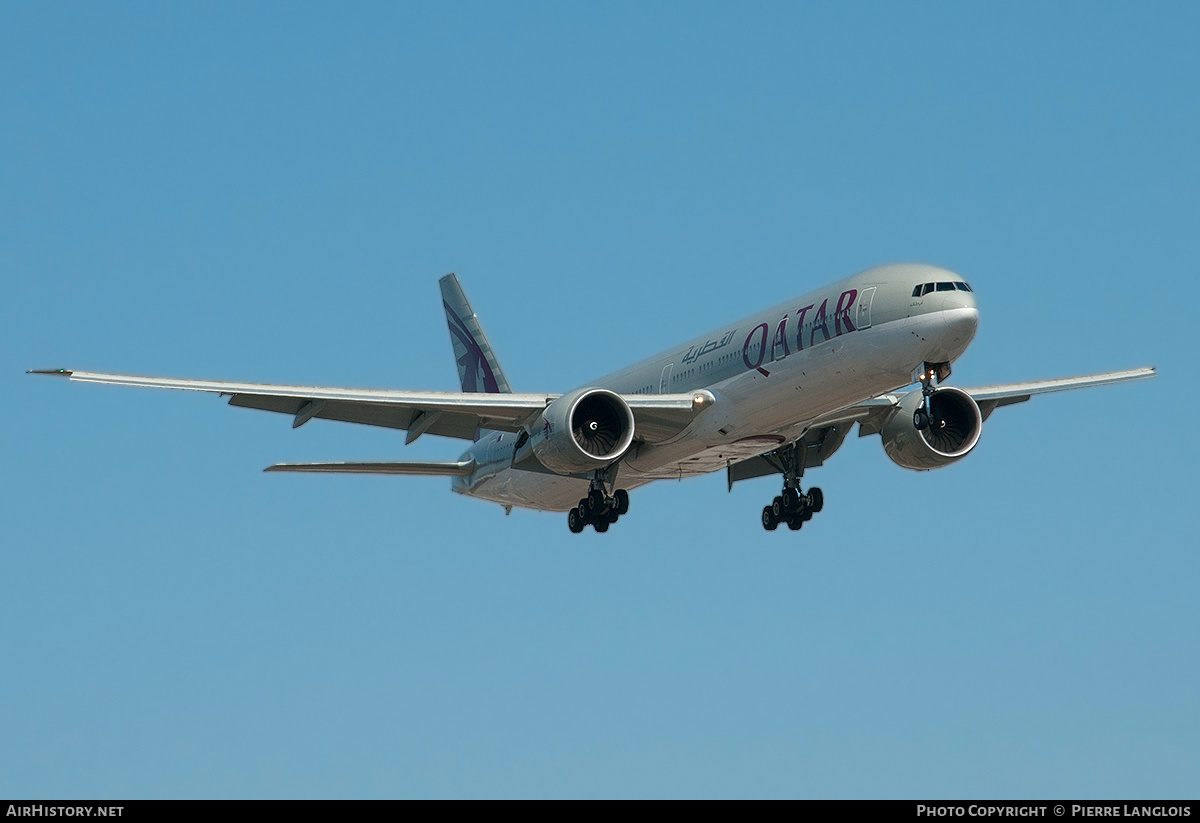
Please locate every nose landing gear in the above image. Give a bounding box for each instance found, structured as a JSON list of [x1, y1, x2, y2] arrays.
[[913, 361, 951, 431]]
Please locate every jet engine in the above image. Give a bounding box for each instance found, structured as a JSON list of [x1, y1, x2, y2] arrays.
[[530, 387, 636, 475], [880, 386, 982, 470]]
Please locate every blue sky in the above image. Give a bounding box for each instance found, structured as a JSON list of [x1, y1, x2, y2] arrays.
[[3, 1, 1197, 799]]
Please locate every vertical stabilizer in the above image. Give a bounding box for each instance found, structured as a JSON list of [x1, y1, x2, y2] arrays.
[[439, 274, 513, 394]]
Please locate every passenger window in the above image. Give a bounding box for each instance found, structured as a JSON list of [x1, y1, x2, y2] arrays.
[[936, 282, 954, 292], [921, 283, 935, 296]]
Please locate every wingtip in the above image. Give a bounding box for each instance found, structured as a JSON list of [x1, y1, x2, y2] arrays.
[[28, 368, 74, 377]]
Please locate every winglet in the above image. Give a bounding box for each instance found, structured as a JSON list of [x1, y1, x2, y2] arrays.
[[28, 369, 74, 376]]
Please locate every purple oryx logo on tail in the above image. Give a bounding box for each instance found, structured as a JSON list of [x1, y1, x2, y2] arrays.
[[444, 302, 502, 394], [438, 272, 513, 397]]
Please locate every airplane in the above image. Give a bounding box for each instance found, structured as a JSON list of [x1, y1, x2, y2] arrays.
[[30, 263, 1155, 534]]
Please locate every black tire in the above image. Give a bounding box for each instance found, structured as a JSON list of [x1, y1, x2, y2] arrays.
[[594, 519, 609, 533], [808, 487, 824, 513], [614, 489, 630, 515], [568, 509, 585, 533], [607, 508, 619, 524], [576, 500, 590, 523], [587, 488, 606, 517], [787, 515, 803, 531], [783, 487, 801, 512], [801, 508, 813, 522], [762, 506, 778, 531], [772, 496, 785, 518], [914, 409, 929, 430]]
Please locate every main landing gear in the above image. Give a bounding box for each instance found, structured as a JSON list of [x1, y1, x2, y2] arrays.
[[761, 486, 823, 531], [568, 484, 630, 533], [758, 440, 825, 533]]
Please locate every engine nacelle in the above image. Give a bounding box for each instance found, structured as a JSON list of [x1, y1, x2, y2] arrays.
[[881, 386, 983, 470], [529, 387, 636, 475]]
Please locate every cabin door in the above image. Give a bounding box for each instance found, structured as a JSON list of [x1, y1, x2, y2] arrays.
[[659, 364, 674, 393], [856, 287, 876, 329]]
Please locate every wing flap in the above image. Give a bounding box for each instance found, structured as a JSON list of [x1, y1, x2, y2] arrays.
[[226, 394, 486, 438]]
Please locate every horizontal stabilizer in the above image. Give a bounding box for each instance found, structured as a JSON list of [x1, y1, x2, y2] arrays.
[[264, 460, 475, 476]]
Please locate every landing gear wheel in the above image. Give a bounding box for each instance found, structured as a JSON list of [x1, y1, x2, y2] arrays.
[[586, 488, 607, 517], [772, 496, 785, 518], [593, 519, 609, 533], [576, 500, 590, 523], [614, 489, 630, 515], [568, 508, 586, 533], [762, 506, 779, 531], [807, 487, 824, 513], [782, 487, 801, 511], [787, 515, 803, 531], [914, 409, 929, 430], [607, 509, 619, 524]]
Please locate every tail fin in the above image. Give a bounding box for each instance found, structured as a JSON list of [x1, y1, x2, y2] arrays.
[[439, 273, 512, 394]]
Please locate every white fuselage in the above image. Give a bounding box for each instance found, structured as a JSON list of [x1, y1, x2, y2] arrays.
[[453, 263, 979, 511]]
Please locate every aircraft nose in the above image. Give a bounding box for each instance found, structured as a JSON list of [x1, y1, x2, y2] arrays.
[[943, 304, 979, 339]]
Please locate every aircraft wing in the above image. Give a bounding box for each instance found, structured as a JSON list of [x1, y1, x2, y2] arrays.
[[28, 369, 704, 443], [956, 367, 1157, 419], [841, 366, 1157, 434], [728, 367, 1157, 488]]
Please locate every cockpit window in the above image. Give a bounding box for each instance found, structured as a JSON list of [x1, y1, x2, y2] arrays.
[[955, 282, 972, 292], [912, 285, 922, 297], [920, 282, 935, 296], [935, 282, 954, 292]]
